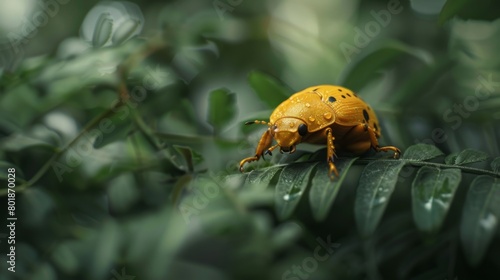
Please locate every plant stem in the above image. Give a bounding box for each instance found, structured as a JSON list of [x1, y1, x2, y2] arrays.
[[0, 103, 124, 196], [354, 158, 500, 178], [0, 39, 170, 197]]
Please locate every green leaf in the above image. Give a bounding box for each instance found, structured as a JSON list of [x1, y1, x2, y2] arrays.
[[411, 167, 461, 233], [207, 88, 236, 134], [245, 166, 282, 189], [275, 162, 317, 220], [92, 159, 144, 183], [388, 57, 453, 107], [237, 188, 275, 208], [309, 158, 358, 221], [93, 111, 131, 149], [125, 208, 187, 280], [444, 152, 458, 165], [491, 157, 500, 173], [248, 70, 292, 109], [51, 241, 81, 275], [460, 175, 500, 266], [271, 222, 303, 251], [440, 0, 470, 24], [338, 41, 432, 91], [28, 262, 57, 280], [1, 134, 57, 152], [173, 145, 196, 172], [220, 173, 246, 189], [355, 160, 406, 237], [0, 117, 21, 135], [66, 193, 109, 226], [92, 12, 113, 47], [87, 220, 121, 279], [112, 18, 141, 45], [0, 84, 42, 127], [439, 0, 500, 24], [453, 149, 489, 165], [107, 173, 140, 213], [278, 150, 310, 164], [402, 144, 444, 161], [20, 188, 55, 227]]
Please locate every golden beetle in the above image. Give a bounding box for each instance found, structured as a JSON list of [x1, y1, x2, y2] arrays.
[[239, 85, 401, 179]]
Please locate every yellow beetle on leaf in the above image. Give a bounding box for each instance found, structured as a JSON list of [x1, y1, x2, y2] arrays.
[[239, 85, 401, 179]]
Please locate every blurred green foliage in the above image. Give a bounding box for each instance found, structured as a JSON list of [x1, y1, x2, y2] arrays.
[[1, 0, 500, 279]]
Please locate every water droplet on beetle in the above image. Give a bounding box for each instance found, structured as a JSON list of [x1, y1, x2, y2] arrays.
[[323, 112, 332, 120], [305, 103, 311, 108], [309, 116, 315, 122]]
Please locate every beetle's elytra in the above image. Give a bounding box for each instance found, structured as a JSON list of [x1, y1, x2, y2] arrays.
[[239, 85, 401, 179]]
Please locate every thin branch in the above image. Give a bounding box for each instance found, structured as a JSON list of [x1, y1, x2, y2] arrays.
[[131, 109, 182, 171], [0, 38, 170, 197], [0, 102, 126, 196], [354, 159, 500, 178], [250, 157, 500, 180]]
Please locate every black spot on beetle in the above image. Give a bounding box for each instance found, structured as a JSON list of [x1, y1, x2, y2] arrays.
[[338, 88, 342, 91], [374, 123, 378, 131], [313, 88, 319, 91], [341, 95, 346, 99], [298, 123, 308, 136], [328, 96, 336, 103], [363, 109, 369, 121], [346, 93, 351, 97]]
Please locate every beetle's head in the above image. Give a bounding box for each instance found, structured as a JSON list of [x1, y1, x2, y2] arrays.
[[271, 117, 308, 153]]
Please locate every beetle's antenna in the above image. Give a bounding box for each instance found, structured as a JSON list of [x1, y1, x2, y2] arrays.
[[244, 120, 269, 126]]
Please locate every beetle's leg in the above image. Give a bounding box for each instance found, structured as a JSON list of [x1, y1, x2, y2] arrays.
[[264, 144, 279, 157], [239, 128, 273, 172], [364, 124, 401, 158], [325, 128, 339, 179]]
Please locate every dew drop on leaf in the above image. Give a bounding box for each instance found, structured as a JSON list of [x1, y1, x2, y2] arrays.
[[480, 213, 497, 231], [374, 196, 386, 205], [283, 192, 302, 201]]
